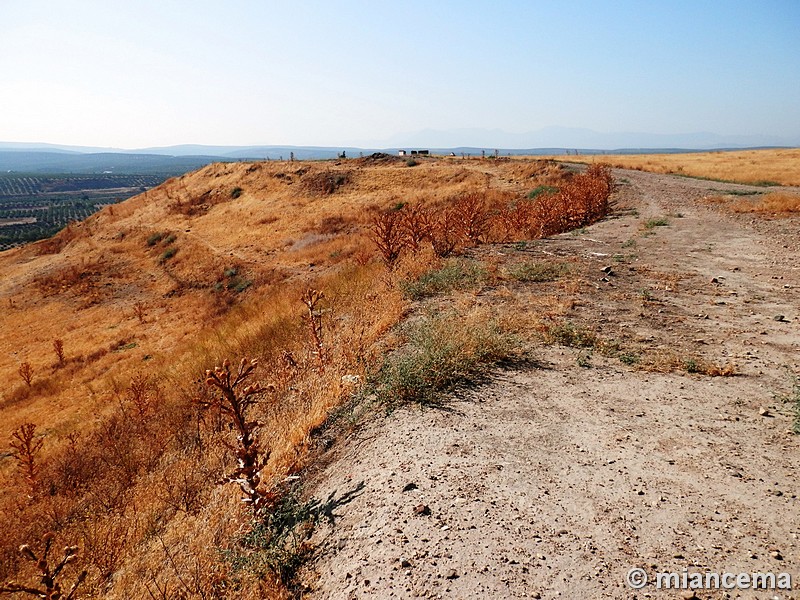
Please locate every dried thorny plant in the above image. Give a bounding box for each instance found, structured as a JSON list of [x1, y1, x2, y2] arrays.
[[400, 204, 433, 252], [369, 210, 407, 268], [201, 358, 270, 516], [125, 372, 159, 418], [452, 191, 491, 246], [0, 533, 87, 600], [428, 210, 460, 258], [10, 423, 43, 499], [52, 340, 65, 366], [301, 289, 326, 370], [132, 301, 147, 324], [18, 362, 33, 388]]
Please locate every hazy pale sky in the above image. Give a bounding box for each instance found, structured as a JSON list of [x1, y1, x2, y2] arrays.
[[1, 0, 798, 148]]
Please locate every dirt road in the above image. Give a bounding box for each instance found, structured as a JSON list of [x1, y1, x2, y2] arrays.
[[305, 169, 799, 599]]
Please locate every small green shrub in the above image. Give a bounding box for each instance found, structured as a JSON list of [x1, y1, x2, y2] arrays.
[[146, 232, 164, 246], [159, 246, 177, 263], [372, 313, 517, 406], [163, 233, 177, 245], [527, 185, 558, 199], [619, 353, 640, 365], [644, 217, 669, 229], [223, 484, 319, 585], [231, 187, 244, 199], [543, 322, 599, 348], [406, 159, 418, 167], [228, 278, 253, 293], [507, 261, 569, 283], [776, 375, 800, 434], [400, 259, 487, 300]]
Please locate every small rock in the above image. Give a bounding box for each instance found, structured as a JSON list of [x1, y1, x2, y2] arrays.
[[446, 569, 459, 580], [602, 265, 613, 274], [759, 407, 771, 416], [402, 482, 418, 492], [771, 550, 783, 560], [413, 504, 431, 516], [681, 592, 699, 600], [401, 559, 412, 568], [773, 314, 787, 322]]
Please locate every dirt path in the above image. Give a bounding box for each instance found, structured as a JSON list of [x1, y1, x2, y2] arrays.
[[304, 169, 799, 599]]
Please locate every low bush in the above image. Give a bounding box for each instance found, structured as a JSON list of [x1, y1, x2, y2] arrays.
[[400, 259, 486, 300], [507, 261, 569, 283], [159, 247, 178, 264], [372, 312, 518, 406]]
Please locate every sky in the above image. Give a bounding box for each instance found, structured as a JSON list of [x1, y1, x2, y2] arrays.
[[1, 0, 799, 149]]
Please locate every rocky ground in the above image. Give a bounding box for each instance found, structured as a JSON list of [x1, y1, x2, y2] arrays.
[[303, 168, 800, 599]]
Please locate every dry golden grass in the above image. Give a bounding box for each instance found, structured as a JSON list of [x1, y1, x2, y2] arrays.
[[542, 148, 800, 186], [731, 191, 800, 213]]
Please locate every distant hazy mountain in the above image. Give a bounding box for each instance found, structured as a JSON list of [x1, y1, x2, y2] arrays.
[[2, 127, 797, 174], [0, 150, 236, 175], [383, 127, 799, 150]]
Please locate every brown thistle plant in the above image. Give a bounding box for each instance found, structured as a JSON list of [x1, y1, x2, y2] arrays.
[[201, 358, 270, 515], [301, 288, 326, 370], [0, 533, 87, 600], [18, 362, 33, 387], [10, 423, 43, 498]]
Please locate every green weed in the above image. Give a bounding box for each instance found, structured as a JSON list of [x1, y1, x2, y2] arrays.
[[542, 322, 599, 348], [643, 217, 670, 229], [507, 261, 569, 283], [146, 232, 165, 246], [372, 313, 517, 406], [527, 185, 558, 199], [223, 485, 319, 586], [159, 246, 178, 263], [401, 259, 487, 300]]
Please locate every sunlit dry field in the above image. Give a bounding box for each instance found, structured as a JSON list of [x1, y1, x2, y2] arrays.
[[541, 147, 800, 186]]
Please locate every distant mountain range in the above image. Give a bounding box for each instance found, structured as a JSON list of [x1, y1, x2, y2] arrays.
[[380, 126, 800, 151], [2, 127, 797, 174]]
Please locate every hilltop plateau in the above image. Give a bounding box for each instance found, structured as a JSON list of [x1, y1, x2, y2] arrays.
[[0, 153, 798, 599]]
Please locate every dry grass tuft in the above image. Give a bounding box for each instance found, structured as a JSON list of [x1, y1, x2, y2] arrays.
[[731, 192, 800, 214]]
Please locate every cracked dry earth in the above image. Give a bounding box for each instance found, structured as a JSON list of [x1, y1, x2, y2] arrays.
[[304, 168, 799, 599]]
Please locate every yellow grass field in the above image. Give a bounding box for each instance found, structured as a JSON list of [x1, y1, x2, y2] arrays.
[[542, 148, 800, 186]]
